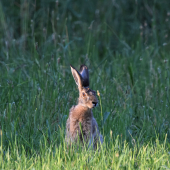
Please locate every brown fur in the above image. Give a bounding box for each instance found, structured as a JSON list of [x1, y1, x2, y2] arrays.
[[65, 65, 103, 149]]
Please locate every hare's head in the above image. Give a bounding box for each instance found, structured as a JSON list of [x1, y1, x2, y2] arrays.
[[70, 65, 98, 109]]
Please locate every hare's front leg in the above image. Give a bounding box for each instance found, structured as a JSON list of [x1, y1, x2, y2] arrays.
[[92, 118, 103, 148]]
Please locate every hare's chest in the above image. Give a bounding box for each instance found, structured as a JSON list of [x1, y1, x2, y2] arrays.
[[80, 117, 92, 134], [70, 116, 92, 142], [79, 117, 93, 142], [68, 106, 93, 142]]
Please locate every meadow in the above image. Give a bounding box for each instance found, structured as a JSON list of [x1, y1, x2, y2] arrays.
[[0, 0, 170, 169]]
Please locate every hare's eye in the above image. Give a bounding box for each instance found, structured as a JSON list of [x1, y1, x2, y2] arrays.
[[82, 92, 86, 97]]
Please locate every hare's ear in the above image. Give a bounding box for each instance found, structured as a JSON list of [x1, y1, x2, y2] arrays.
[[80, 65, 89, 87], [70, 65, 83, 90]]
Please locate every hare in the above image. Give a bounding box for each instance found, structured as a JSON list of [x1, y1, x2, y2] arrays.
[[65, 64, 103, 149]]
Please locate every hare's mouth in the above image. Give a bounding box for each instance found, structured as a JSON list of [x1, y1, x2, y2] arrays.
[[92, 102, 98, 107]]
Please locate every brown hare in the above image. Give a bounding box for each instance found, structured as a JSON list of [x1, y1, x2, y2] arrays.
[[65, 64, 103, 149]]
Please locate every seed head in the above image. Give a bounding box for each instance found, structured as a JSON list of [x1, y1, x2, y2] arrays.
[[97, 90, 100, 97]]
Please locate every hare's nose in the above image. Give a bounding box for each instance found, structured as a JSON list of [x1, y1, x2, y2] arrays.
[[92, 102, 97, 107]]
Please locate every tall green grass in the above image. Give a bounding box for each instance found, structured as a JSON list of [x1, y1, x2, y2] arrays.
[[0, 0, 170, 169]]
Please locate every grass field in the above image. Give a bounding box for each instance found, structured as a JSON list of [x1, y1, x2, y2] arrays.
[[0, 0, 170, 169]]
